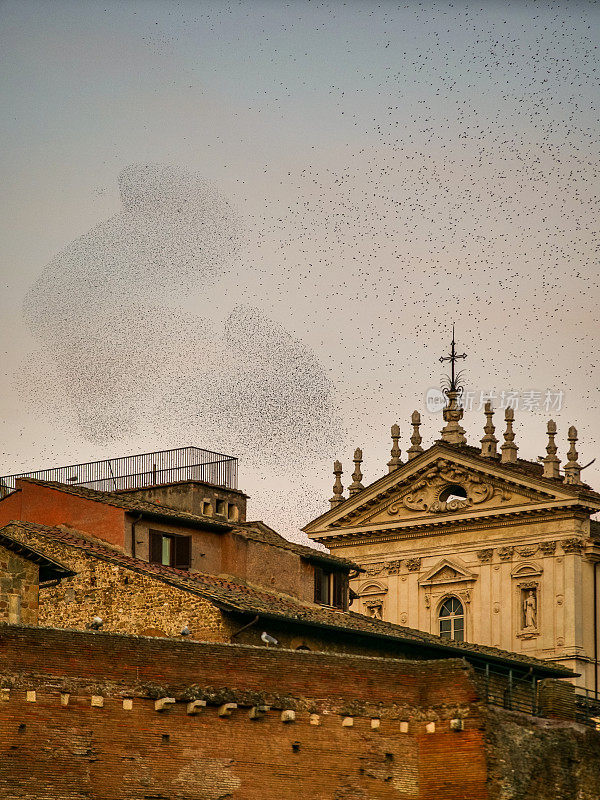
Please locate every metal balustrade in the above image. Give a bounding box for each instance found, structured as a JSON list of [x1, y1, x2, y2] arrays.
[[0, 446, 238, 496]]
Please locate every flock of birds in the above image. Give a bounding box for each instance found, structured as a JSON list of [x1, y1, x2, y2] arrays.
[[16, 2, 600, 538]]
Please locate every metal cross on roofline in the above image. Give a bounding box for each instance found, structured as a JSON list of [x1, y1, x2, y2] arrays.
[[439, 324, 467, 392]]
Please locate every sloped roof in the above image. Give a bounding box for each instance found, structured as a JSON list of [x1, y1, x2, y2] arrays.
[[14, 478, 233, 531], [12, 478, 359, 571], [0, 529, 75, 582], [304, 439, 600, 533], [5, 520, 571, 678], [237, 521, 362, 572]]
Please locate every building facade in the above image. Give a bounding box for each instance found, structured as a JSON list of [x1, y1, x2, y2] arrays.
[[304, 395, 600, 695]]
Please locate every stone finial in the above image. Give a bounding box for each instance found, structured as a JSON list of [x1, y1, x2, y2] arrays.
[[387, 424, 402, 472], [542, 420, 561, 479], [500, 407, 518, 463], [563, 425, 582, 485], [480, 402, 498, 458], [329, 460, 345, 508], [348, 448, 364, 496], [440, 391, 467, 445], [407, 411, 424, 460]]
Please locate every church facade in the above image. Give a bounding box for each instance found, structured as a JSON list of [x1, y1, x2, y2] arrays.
[[304, 357, 600, 695]]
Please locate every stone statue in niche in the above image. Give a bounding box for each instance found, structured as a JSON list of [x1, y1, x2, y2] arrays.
[[522, 589, 537, 629]]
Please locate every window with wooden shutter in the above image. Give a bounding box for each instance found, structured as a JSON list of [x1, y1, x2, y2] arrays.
[[174, 535, 191, 570], [314, 567, 323, 604], [333, 572, 346, 610], [148, 531, 191, 570], [149, 531, 163, 564]]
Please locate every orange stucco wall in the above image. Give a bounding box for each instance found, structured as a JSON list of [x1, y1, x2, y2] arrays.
[[0, 481, 126, 547]]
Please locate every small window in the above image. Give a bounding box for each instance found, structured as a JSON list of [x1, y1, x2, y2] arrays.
[[438, 596, 465, 642], [149, 531, 191, 570], [215, 499, 226, 516], [438, 484, 468, 504], [314, 567, 348, 610], [227, 503, 238, 521], [202, 500, 213, 516]]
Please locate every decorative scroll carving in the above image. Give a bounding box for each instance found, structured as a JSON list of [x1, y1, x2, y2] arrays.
[[538, 541, 557, 556], [497, 546, 514, 561], [363, 562, 387, 576], [561, 538, 585, 555], [476, 549, 493, 563], [405, 557, 422, 572], [390, 459, 508, 515]]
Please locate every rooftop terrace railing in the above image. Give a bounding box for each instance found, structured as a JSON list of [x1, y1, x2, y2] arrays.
[[0, 446, 238, 496]]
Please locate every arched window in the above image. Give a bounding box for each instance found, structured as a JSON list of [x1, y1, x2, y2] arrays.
[[438, 596, 465, 642]]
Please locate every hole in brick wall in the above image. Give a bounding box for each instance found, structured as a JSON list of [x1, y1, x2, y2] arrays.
[[292, 742, 300, 753], [385, 753, 394, 762], [18, 723, 26, 733], [124, 576, 129, 585], [161, 734, 170, 744]]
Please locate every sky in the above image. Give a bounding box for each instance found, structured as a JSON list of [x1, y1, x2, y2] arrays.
[[1, 0, 599, 539]]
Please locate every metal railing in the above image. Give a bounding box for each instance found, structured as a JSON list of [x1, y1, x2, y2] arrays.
[[575, 690, 600, 729], [0, 446, 238, 496], [473, 663, 539, 716]]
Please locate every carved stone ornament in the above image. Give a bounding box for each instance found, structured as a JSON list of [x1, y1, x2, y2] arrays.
[[538, 541, 557, 556], [364, 562, 387, 576], [405, 557, 422, 572], [424, 594, 431, 609], [476, 549, 493, 563], [561, 538, 585, 555], [497, 546, 514, 561], [389, 459, 510, 515], [516, 545, 538, 558], [363, 600, 383, 620], [386, 560, 403, 575]]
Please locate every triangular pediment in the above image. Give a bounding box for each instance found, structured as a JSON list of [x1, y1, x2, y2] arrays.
[[303, 442, 597, 540], [419, 557, 476, 585]]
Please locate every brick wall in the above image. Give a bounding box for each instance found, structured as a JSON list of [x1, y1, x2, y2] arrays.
[[0, 625, 487, 800], [0, 626, 598, 799]]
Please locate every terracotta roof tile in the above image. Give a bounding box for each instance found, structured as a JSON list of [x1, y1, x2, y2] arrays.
[[237, 521, 362, 571], [5, 521, 571, 678], [16, 478, 232, 530]]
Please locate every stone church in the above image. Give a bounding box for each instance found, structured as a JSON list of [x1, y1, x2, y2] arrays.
[[304, 339, 600, 695]]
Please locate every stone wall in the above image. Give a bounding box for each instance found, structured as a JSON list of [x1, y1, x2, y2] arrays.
[[7, 526, 233, 641], [0, 547, 38, 625]]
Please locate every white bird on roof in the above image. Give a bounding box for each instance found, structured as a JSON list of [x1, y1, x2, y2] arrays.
[[261, 631, 278, 647], [90, 616, 103, 630]]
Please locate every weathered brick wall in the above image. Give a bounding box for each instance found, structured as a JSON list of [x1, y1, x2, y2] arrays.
[[7, 526, 232, 641], [0, 547, 38, 624], [0, 626, 598, 799], [0, 625, 487, 800]]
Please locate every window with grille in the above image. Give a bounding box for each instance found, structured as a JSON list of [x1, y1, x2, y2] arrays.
[[438, 596, 465, 642], [149, 531, 191, 570]]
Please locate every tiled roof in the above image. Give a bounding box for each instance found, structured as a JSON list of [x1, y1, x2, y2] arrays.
[[6, 520, 571, 678], [16, 478, 359, 571], [237, 521, 362, 572], [15, 478, 233, 531], [0, 529, 75, 581]]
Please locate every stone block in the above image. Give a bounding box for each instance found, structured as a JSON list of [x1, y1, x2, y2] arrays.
[[186, 700, 207, 715], [154, 697, 176, 712], [218, 702, 237, 717], [91, 695, 104, 708], [281, 709, 296, 723]]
